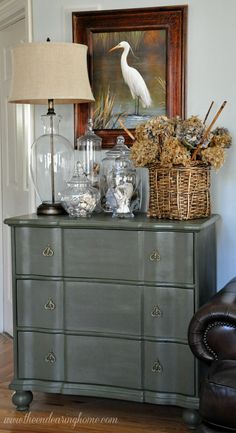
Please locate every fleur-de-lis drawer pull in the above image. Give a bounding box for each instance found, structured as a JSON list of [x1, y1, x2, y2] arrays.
[[42, 244, 54, 257], [44, 297, 56, 311], [149, 249, 161, 262], [152, 359, 163, 374], [45, 351, 56, 364], [151, 304, 163, 318]]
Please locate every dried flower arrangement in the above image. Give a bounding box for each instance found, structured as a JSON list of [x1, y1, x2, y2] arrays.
[[130, 101, 232, 170], [119, 101, 233, 220]]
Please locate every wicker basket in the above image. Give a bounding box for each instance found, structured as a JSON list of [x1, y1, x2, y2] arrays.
[[147, 163, 211, 220]]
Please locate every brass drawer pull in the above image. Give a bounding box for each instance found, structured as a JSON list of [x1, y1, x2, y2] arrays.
[[152, 359, 163, 374], [151, 304, 162, 318], [42, 244, 54, 257], [44, 297, 56, 311], [45, 351, 56, 364], [149, 249, 161, 262]]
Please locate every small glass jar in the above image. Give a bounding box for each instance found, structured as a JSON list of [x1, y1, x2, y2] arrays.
[[107, 151, 137, 218], [100, 135, 141, 213], [77, 119, 102, 189], [59, 161, 100, 217]]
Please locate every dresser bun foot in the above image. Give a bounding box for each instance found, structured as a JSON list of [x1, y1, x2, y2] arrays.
[[12, 390, 33, 411], [182, 409, 201, 430]]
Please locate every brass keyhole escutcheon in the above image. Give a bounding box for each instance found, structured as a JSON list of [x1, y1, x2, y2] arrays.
[[149, 250, 161, 262], [45, 351, 56, 364], [42, 244, 54, 257], [151, 305, 162, 318], [44, 297, 56, 311], [152, 359, 163, 374]]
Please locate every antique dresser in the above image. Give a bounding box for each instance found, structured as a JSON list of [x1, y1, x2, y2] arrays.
[[5, 213, 218, 427]]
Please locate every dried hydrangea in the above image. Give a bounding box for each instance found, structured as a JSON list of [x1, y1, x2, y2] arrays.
[[210, 127, 232, 148], [130, 137, 158, 167], [160, 138, 191, 166], [130, 115, 231, 169], [176, 116, 205, 149], [201, 146, 225, 169], [131, 116, 178, 167], [145, 115, 176, 145]]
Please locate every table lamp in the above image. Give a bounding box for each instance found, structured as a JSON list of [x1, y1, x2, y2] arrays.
[[8, 41, 94, 215]]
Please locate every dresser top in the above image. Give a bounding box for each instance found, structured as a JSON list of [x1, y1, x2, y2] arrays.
[[5, 213, 220, 232]]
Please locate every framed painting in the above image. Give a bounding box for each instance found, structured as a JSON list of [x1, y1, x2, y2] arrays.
[[73, 6, 187, 148]]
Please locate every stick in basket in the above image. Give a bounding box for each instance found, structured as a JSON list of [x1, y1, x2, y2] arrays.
[[203, 100, 214, 125], [118, 119, 135, 141], [191, 100, 227, 161]]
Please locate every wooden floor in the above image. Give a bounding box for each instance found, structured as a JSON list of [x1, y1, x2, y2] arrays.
[[0, 334, 190, 433]]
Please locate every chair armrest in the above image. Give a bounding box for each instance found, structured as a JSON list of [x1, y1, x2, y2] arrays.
[[188, 278, 236, 363]]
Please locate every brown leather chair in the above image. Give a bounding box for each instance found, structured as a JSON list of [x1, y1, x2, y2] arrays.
[[188, 277, 236, 432]]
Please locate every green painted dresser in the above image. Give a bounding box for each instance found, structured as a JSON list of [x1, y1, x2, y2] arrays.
[[5, 213, 219, 425]]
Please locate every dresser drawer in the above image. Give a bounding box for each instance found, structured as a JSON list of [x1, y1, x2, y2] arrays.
[[63, 229, 139, 280], [15, 227, 62, 276], [65, 281, 141, 335], [144, 232, 193, 284], [144, 341, 194, 395], [17, 280, 63, 329], [144, 287, 194, 340], [66, 335, 141, 389], [18, 332, 64, 381]]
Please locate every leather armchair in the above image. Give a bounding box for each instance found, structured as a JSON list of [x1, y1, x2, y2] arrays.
[[188, 277, 236, 432]]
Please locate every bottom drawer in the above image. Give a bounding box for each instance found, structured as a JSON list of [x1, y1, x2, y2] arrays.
[[144, 341, 195, 395], [18, 332, 64, 381], [66, 335, 141, 389]]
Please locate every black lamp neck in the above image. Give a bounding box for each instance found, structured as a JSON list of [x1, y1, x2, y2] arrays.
[[47, 99, 56, 116]]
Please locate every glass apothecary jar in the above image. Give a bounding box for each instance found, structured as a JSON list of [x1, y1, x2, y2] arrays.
[[59, 162, 100, 217], [100, 135, 141, 213], [77, 119, 102, 189], [107, 151, 137, 218]]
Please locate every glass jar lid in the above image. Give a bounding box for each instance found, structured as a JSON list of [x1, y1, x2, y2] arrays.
[[114, 150, 135, 171], [77, 118, 102, 149], [104, 135, 130, 158], [66, 161, 92, 188]]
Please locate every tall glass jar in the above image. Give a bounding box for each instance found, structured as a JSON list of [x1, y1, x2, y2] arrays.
[[100, 135, 141, 213], [77, 119, 102, 189], [107, 151, 136, 218]]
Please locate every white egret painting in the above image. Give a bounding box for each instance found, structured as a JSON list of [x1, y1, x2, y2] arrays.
[[73, 7, 186, 147], [91, 30, 167, 130]]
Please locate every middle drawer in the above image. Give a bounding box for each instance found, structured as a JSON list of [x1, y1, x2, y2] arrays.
[[65, 281, 141, 335], [16, 280, 142, 336]]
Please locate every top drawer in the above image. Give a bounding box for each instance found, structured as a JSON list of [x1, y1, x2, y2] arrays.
[[15, 227, 62, 276], [144, 232, 194, 284], [63, 229, 139, 280]]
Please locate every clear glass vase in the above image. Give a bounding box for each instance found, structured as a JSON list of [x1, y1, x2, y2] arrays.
[[30, 114, 74, 212]]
